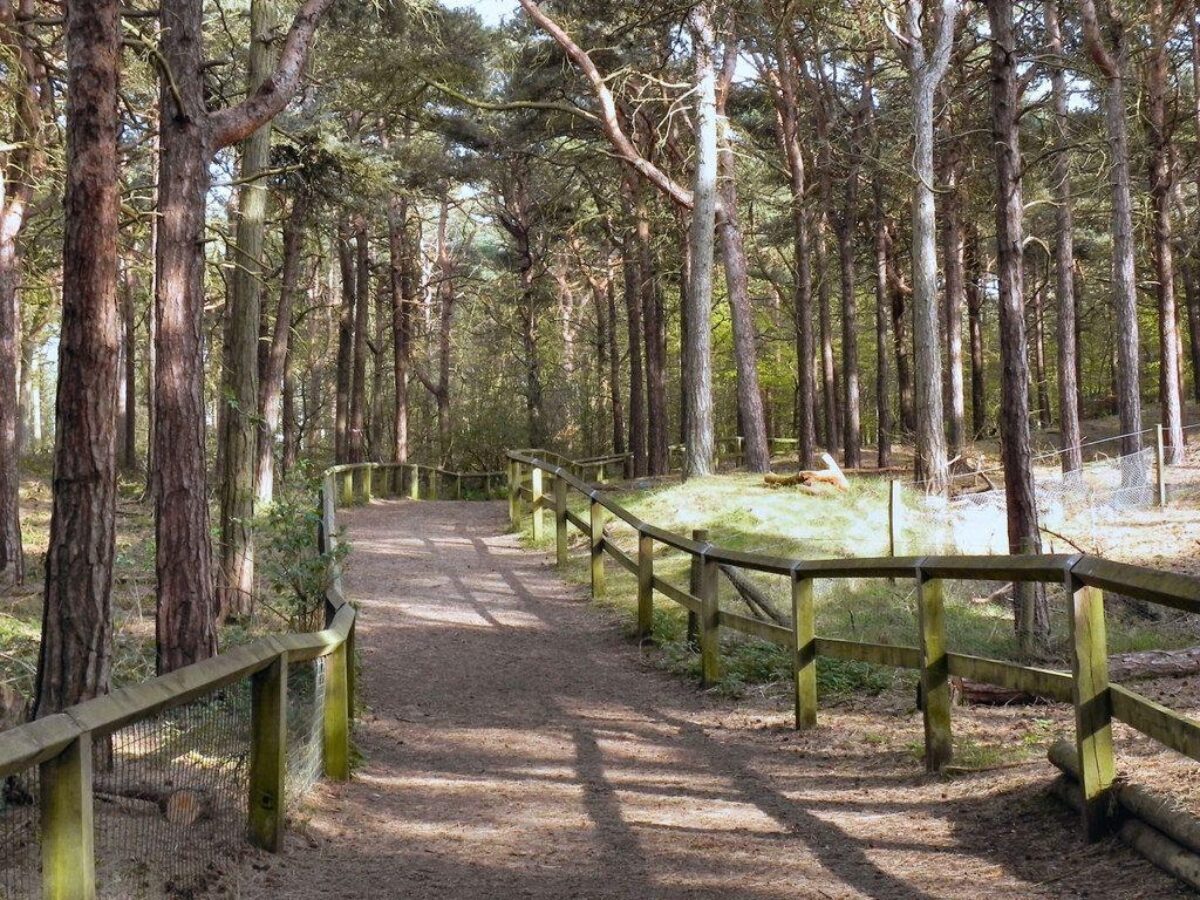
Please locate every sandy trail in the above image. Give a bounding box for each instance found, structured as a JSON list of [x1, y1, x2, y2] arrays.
[[228, 499, 1185, 899]]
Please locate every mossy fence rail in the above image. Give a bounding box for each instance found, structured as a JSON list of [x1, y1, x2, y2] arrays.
[[506, 449, 1200, 851], [0, 459, 484, 900]]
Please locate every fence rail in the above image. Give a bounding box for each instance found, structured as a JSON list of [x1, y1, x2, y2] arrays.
[[0, 457, 499, 899], [506, 449, 1200, 844]]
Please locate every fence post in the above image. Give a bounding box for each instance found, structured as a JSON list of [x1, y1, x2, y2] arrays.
[[316, 487, 328, 555], [916, 564, 952, 772], [888, 480, 901, 584], [363, 466, 373, 503], [687, 528, 707, 649], [41, 732, 96, 900], [637, 529, 654, 639], [589, 495, 606, 598], [429, 470, 439, 501], [340, 470, 353, 506], [1155, 424, 1167, 507], [531, 467, 544, 542], [554, 474, 568, 567], [792, 570, 817, 729], [698, 548, 720, 686], [1068, 567, 1116, 840], [508, 460, 521, 529], [456, 474, 463, 500], [323, 639, 351, 781], [248, 652, 287, 852]]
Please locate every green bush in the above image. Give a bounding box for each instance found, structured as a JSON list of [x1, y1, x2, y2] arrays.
[[257, 464, 349, 632]]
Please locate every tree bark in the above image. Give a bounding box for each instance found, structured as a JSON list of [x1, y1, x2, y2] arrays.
[[886, 223, 916, 435], [348, 217, 369, 464], [1044, 0, 1083, 475], [218, 0, 277, 621], [389, 194, 412, 464], [637, 202, 668, 474], [121, 262, 137, 472], [895, 0, 958, 493], [987, 0, 1047, 650], [965, 227, 987, 436], [1147, 0, 1185, 464], [34, 0, 121, 715], [683, 2, 718, 479], [154, 0, 335, 673], [1079, 0, 1144, 481], [606, 271, 625, 459], [716, 34, 770, 473], [622, 227, 647, 476], [941, 140, 966, 457], [334, 216, 355, 462], [256, 191, 308, 505]]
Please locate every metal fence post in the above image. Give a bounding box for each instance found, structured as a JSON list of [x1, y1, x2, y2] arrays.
[[41, 732, 96, 899], [916, 564, 951, 772], [249, 653, 287, 852]]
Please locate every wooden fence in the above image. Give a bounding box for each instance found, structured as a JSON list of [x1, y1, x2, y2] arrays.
[[0, 458, 477, 899], [506, 449, 1200, 844]]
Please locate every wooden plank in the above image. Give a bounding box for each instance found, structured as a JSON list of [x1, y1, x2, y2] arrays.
[[717, 609, 793, 647], [813, 638, 922, 669], [589, 499, 606, 599], [602, 538, 639, 576], [531, 467, 544, 541], [248, 653, 287, 852], [1111, 684, 1200, 763], [912, 571, 950, 777], [1071, 557, 1200, 615], [637, 531, 653, 639], [918, 554, 1073, 582], [323, 639, 351, 781], [1068, 571, 1116, 841], [41, 733, 95, 900], [698, 552, 720, 686], [651, 575, 702, 615], [793, 575, 816, 729], [0, 713, 79, 778], [565, 509, 588, 534], [946, 654, 1073, 702], [917, 568, 952, 772], [555, 475, 568, 567]]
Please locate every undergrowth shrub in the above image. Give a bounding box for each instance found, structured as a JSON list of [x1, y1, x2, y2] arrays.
[[257, 462, 349, 632]]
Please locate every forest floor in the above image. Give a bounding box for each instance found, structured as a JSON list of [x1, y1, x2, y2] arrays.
[[227, 499, 1190, 898]]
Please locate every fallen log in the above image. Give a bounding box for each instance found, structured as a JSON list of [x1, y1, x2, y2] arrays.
[[764, 453, 849, 492], [1049, 740, 1200, 891], [717, 564, 787, 625], [1108, 647, 1200, 681], [94, 778, 211, 825]]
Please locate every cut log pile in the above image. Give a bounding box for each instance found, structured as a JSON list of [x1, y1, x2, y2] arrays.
[[1048, 740, 1200, 891], [94, 778, 211, 825]]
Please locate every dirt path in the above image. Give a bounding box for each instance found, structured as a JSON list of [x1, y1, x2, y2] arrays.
[[228, 499, 1186, 899]]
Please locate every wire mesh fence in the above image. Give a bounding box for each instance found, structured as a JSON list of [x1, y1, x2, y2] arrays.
[[285, 657, 326, 808], [92, 681, 252, 899], [0, 764, 39, 898], [934, 426, 1200, 555]]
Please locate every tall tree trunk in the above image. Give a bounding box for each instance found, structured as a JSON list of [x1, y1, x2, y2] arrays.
[[334, 216, 355, 462], [716, 37, 770, 473], [1044, 0, 1083, 475], [1080, 0, 1144, 481], [389, 194, 412, 464], [988, 0, 1046, 650], [606, 273, 625, 458], [34, 0, 120, 714], [155, 0, 219, 674], [1186, 264, 1200, 404], [1030, 265, 1053, 429], [0, 0, 42, 586], [965, 227, 987, 436], [941, 143, 966, 457], [637, 205, 668, 474], [218, 0, 277, 620], [886, 224, 915, 434], [872, 181, 892, 468], [256, 191, 307, 505], [1147, 0, 1185, 463], [683, 1, 717, 478], [121, 262, 137, 472], [837, 89, 866, 468], [815, 163, 839, 455], [348, 217, 369, 464], [622, 230, 647, 476], [900, 0, 958, 494]]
